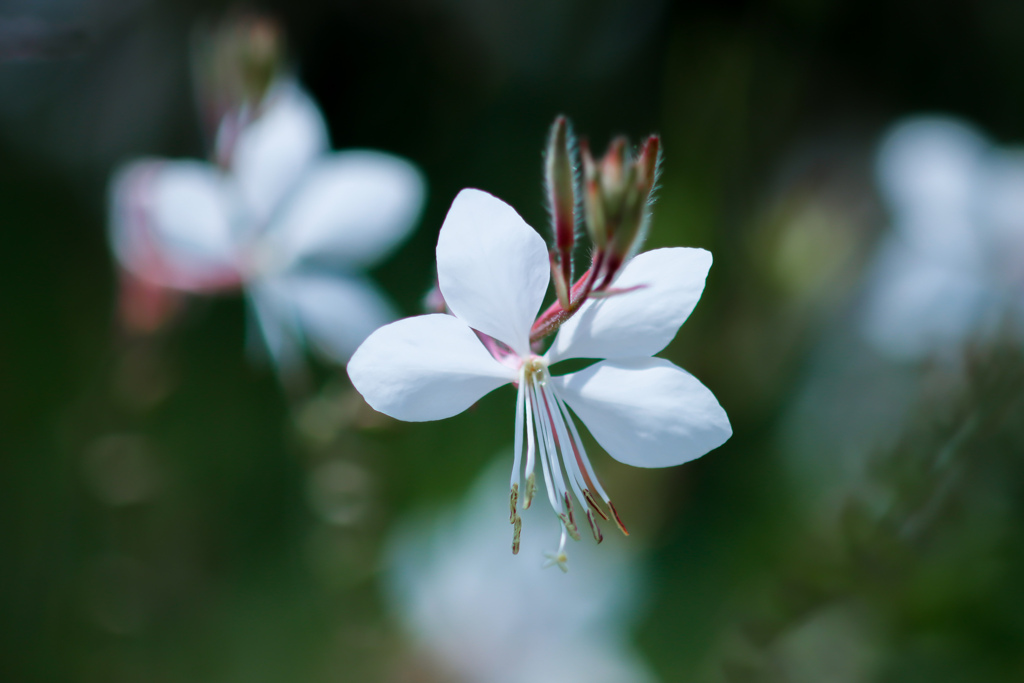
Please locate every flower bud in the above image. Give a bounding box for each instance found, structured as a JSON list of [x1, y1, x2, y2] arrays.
[[549, 249, 570, 309], [635, 135, 660, 197], [194, 14, 285, 127], [581, 134, 662, 287], [599, 137, 629, 201], [545, 116, 576, 292], [581, 140, 607, 250]]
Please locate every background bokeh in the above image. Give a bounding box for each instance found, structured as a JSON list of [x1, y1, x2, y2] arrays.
[[3, 1, 1024, 681]]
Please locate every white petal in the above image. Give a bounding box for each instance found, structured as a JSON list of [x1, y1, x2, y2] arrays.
[[546, 247, 711, 363], [230, 81, 329, 227], [436, 189, 549, 356], [348, 314, 516, 422], [268, 151, 425, 268], [109, 159, 240, 290], [251, 272, 399, 366], [552, 357, 731, 468]]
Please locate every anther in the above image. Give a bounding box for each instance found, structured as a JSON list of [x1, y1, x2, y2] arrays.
[[558, 513, 581, 542], [511, 515, 522, 555], [562, 492, 581, 541], [586, 509, 604, 544], [582, 488, 609, 521], [608, 501, 630, 536], [509, 483, 519, 523], [524, 472, 536, 509]]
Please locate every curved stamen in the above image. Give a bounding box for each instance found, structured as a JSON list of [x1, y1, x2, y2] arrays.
[[547, 391, 603, 542], [530, 381, 563, 519], [555, 391, 628, 536], [510, 366, 526, 509], [523, 370, 538, 510], [512, 355, 629, 564], [509, 366, 526, 554], [530, 374, 583, 542]]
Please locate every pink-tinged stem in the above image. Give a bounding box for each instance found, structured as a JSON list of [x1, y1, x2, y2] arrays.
[[529, 254, 604, 344]]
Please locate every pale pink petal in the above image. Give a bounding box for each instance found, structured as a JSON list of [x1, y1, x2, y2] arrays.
[[348, 314, 517, 422], [436, 189, 549, 357], [109, 159, 241, 291], [552, 357, 731, 468], [546, 248, 711, 363]]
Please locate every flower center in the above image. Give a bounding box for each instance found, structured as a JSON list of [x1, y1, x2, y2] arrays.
[[521, 355, 548, 386], [242, 238, 291, 279]]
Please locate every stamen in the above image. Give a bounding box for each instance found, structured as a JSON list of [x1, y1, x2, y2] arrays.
[[562, 491, 581, 542], [557, 395, 614, 503], [540, 383, 590, 543], [536, 385, 573, 523], [513, 354, 627, 556], [511, 515, 522, 555], [530, 382, 562, 517], [510, 367, 526, 498], [608, 501, 630, 536], [585, 509, 604, 543], [547, 390, 601, 523], [522, 373, 537, 509], [582, 488, 609, 521], [552, 394, 611, 520], [532, 382, 585, 544], [555, 391, 629, 537], [509, 483, 519, 524]]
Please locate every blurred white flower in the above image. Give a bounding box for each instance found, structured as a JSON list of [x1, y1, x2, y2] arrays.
[[109, 79, 426, 370], [386, 460, 659, 683], [348, 189, 731, 562], [862, 116, 1024, 361]]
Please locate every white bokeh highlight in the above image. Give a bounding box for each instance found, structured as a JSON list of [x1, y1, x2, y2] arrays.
[[386, 460, 659, 683], [862, 115, 1024, 361]]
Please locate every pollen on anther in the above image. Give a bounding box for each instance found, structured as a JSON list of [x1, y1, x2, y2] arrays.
[[509, 483, 519, 523], [524, 472, 536, 509], [511, 515, 522, 555], [586, 509, 604, 543], [562, 492, 581, 541]]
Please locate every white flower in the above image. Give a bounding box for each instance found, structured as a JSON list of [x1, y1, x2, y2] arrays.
[[348, 188, 731, 560], [862, 115, 1024, 361], [109, 79, 426, 370], [387, 459, 659, 683]]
